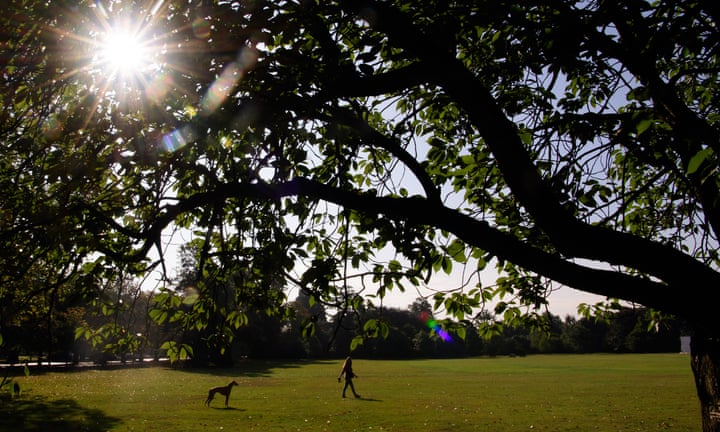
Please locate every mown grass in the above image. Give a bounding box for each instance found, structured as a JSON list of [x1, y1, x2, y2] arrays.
[[1, 354, 699, 432]]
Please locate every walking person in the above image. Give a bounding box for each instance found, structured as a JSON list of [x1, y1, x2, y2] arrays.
[[337, 356, 361, 398]]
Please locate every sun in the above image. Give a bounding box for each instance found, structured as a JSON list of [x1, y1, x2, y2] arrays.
[[102, 32, 145, 71], [99, 26, 154, 78]]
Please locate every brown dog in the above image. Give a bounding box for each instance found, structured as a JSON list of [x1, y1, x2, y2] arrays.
[[205, 380, 239, 407]]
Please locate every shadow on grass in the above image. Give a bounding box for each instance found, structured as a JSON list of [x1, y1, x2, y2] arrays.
[[358, 397, 382, 402], [208, 406, 246, 411], [0, 396, 122, 432], [182, 359, 339, 378]]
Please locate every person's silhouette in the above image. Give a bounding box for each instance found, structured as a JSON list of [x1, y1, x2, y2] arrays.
[[337, 356, 360, 398]]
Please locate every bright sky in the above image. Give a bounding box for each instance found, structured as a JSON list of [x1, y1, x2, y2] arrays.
[[363, 266, 606, 318]]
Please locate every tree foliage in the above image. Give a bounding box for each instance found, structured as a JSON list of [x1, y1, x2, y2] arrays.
[[1, 0, 720, 427]]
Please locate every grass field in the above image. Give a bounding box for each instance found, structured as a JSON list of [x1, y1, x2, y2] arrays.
[[0, 354, 700, 432]]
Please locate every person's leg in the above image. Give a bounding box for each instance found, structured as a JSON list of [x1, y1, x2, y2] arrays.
[[348, 378, 359, 397], [342, 380, 349, 397]]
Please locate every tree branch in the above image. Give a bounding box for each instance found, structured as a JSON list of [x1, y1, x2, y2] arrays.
[[133, 175, 718, 330], [324, 106, 441, 202], [285, 177, 717, 330], [348, 0, 719, 294]]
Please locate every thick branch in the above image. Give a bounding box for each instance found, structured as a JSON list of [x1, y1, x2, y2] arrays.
[[351, 0, 720, 292], [285, 177, 717, 330], [135, 176, 718, 330]]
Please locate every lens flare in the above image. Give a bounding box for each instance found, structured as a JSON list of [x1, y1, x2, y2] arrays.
[[200, 46, 258, 114], [192, 17, 211, 39], [419, 311, 452, 342], [161, 125, 196, 152]]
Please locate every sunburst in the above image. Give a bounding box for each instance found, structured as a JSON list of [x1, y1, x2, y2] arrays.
[[36, 1, 178, 132], [32, 0, 254, 152], [89, 3, 167, 93], [98, 24, 154, 78]]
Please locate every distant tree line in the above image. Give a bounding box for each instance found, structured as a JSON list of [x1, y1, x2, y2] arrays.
[[288, 296, 686, 360], [0, 275, 686, 366]]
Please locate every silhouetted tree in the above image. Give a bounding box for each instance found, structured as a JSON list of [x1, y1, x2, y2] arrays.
[[2, 1, 720, 427]]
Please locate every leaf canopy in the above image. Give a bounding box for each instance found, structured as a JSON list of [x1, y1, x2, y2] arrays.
[[1, 0, 719, 342]]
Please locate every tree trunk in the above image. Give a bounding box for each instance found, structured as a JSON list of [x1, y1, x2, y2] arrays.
[[691, 335, 720, 431]]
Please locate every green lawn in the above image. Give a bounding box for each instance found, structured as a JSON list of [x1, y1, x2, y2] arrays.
[[1, 354, 700, 432]]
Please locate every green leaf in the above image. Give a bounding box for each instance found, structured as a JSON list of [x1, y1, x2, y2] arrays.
[[161, 341, 193, 363], [518, 128, 533, 145], [447, 239, 467, 263], [363, 318, 378, 337], [182, 293, 199, 305], [687, 148, 713, 175], [301, 320, 316, 338], [179, 344, 193, 360], [441, 256, 453, 274], [636, 119, 653, 135], [149, 309, 168, 324], [74, 327, 89, 341], [350, 335, 364, 351], [380, 321, 390, 339], [432, 253, 443, 273], [227, 310, 248, 328]]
